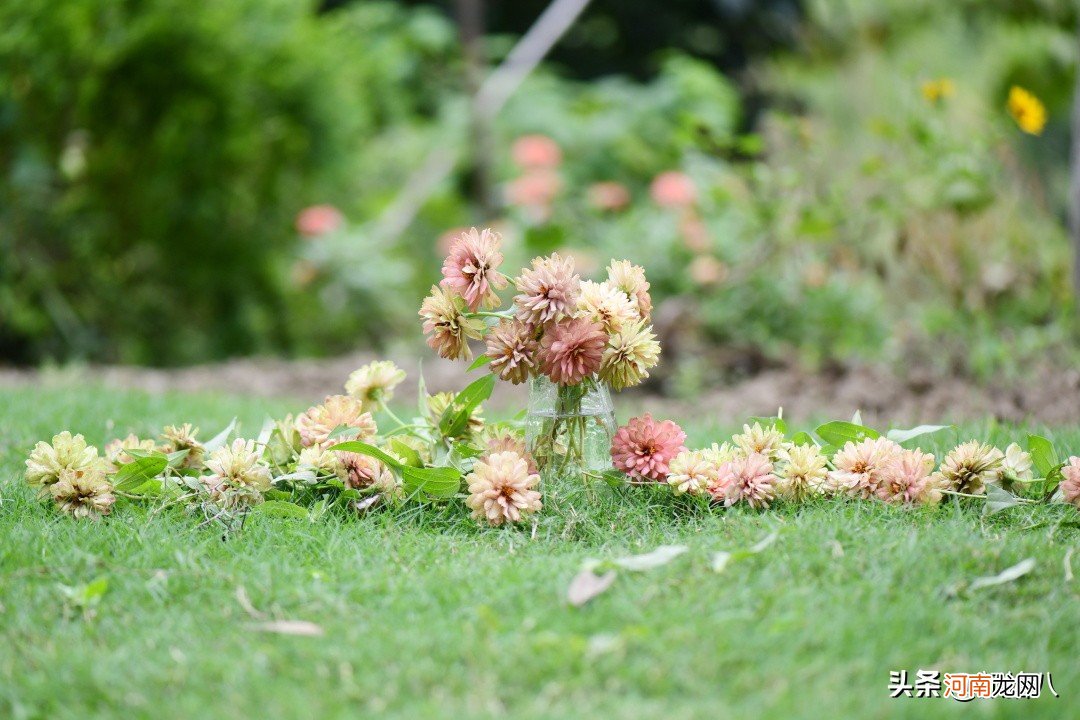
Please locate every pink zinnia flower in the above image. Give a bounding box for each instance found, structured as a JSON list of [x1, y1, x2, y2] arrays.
[[828, 437, 903, 499], [717, 453, 777, 509], [440, 227, 508, 312], [610, 413, 687, 481], [296, 204, 344, 237], [875, 449, 943, 505], [511, 134, 562, 169], [538, 317, 606, 385], [486, 319, 538, 385], [466, 451, 542, 526], [513, 252, 580, 326], [650, 171, 696, 208], [587, 181, 631, 211], [1061, 456, 1080, 507]]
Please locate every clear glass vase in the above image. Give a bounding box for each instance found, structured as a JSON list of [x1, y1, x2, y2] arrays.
[[525, 375, 617, 477]]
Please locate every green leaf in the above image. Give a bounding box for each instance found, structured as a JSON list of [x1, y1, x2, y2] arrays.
[[886, 424, 953, 445], [968, 558, 1035, 591], [467, 354, 494, 371], [1027, 434, 1058, 478], [449, 442, 484, 460], [251, 501, 309, 519], [390, 439, 423, 468], [439, 374, 496, 438], [815, 421, 879, 447], [327, 441, 403, 470], [113, 456, 168, 491], [326, 424, 362, 442], [791, 431, 816, 447], [983, 484, 1020, 516], [204, 418, 237, 453], [401, 466, 461, 499], [165, 449, 190, 468]]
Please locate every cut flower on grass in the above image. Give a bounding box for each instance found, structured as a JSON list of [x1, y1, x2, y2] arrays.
[[466, 451, 542, 526]]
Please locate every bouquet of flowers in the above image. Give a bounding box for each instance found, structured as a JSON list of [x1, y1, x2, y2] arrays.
[[420, 227, 661, 476]]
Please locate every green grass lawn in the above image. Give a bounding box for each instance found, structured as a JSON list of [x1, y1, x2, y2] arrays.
[[1, 386, 1078, 719]]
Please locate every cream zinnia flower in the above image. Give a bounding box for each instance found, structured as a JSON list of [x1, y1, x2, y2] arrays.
[[828, 437, 902, 498], [160, 423, 205, 469], [104, 434, 158, 468], [345, 360, 407, 410], [576, 280, 638, 334], [466, 450, 542, 526], [295, 395, 377, 448], [732, 423, 787, 461], [420, 284, 486, 361], [775, 444, 828, 502], [667, 449, 720, 496], [937, 441, 1004, 496], [50, 467, 116, 519], [298, 445, 346, 480], [998, 442, 1033, 489], [512, 252, 580, 326], [201, 439, 272, 507], [606, 259, 652, 320], [599, 321, 661, 391], [25, 431, 106, 488]]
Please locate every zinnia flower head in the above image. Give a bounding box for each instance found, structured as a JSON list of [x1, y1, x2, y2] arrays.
[[25, 431, 106, 488], [486, 319, 538, 385], [650, 171, 696, 208], [828, 437, 903, 498], [538, 317, 607, 386], [513, 253, 580, 327], [717, 452, 777, 509], [1007, 86, 1046, 135], [104, 434, 158, 468], [610, 413, 687, 481], [998, 442, 1033, 488], [599, 321, 661, 391], [587, 181, 631, 212], [295, 395, 377, 448], [160, 423, 205, 469], [1060, 456, 1080, 508], [297, 445, 345, 480], [876, 449, 944, 505], [606, 260, 652, 320], [702, 442, 737, 467], [295, 204, 344, 237], [428, 392, 484, 440], [482, 428, 538, 475], [937, 441, 1004, 496], [345, 360, 407, 411], [50, 467, 116, 519], [202, 439, 272, 507], [511, 134, 562, 169], [466, 450, 542, 526], [440, 227, 508, 311], [420, 285, 486, 361], [337, 451, 398, 495], [666, 449, 720, 496], [775, 444, 828, 502], [576, 280, 638, 334], [732, 423, 787, 461]]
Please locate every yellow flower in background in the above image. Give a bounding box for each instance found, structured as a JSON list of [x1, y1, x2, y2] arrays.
[[921, 78, 955, 104], [1007, 86, 1046, 135]]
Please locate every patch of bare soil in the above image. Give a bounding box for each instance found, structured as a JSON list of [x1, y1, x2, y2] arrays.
[[2, 353, 1079, 426]]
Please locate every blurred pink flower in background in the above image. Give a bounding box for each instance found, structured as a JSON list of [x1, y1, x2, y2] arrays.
[[650, 171, 696, 208], [506, 170, 562, 209], [295, 204, 344, 237], [689, 256, 727, 286], [511, 134, 562, 170], [680, 216, 710, 252], [587, 181, 631, 212]]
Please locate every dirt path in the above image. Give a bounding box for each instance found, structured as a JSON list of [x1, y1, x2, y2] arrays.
[[3, 353, 1079, 426]]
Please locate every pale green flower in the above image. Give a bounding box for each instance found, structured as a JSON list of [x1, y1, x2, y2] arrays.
[[25, 431, 105, 488]]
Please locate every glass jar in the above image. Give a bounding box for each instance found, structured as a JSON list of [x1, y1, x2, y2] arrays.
[[524, 375, 617, 477]]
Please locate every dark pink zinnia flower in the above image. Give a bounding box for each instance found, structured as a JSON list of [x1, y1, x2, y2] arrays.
[[538, 317, 606, 386], [610, 413, 687, 481], [440, 227, 508, 312]]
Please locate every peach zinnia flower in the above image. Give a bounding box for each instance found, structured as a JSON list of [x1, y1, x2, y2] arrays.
[[295, 204, 344, 237], [295, 395, 377, 448], [828, 437, 902, 498], [610, 413, 687, 481], [511, 134, 562, 169], [482, 429, 538, 475], [876, 448, 944, 505], [486, 319, 538, 385], [650, 171, 696, 208], [51, 467, 116, 519], [466, 450, 542, 526], [936, 441, 1003, 496], [419, 284, 486, 361], [338, 452, 398, 495], [538, 317, 606, 385], [1060, 457, 1080, 508], [717, 452, 777, 509], [513, 252, 580, 326], [440, 227, 508, 312]]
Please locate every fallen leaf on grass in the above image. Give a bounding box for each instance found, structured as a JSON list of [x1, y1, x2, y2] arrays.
[[611, 545, 688, 571], [711, 530, 780, 574], [252, 620, 324, 636], [969, 558, 1036, 592], [567, 570, 616, 607]]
